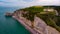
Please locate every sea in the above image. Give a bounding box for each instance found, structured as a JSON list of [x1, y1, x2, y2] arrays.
[[0, 7, 30, 34]]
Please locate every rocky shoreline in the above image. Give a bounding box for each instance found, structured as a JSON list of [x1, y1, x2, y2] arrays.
[[12, 15, 60, 34], [12, 16, 40, 34], [5, 12, 13, 17]]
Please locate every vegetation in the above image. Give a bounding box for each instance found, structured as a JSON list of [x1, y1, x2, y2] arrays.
[[37, 13, 60, 32], [56, 16, 60, 26], [19, 6, 60, 32], [21, 6, 44, 28]]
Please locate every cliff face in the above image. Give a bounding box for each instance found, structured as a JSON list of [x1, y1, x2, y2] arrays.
[[13, 6, 60, 34], [47, 26, 60, 34], [34, 16, 60, 34]]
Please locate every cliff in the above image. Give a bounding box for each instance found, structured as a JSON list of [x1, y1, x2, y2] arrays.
[[13, 6, 60, 34]]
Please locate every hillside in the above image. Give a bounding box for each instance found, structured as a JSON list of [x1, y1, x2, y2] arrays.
[[14, 6, 60, 32]]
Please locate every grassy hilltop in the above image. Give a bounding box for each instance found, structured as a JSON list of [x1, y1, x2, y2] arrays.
[[18, 6, 60, 32]]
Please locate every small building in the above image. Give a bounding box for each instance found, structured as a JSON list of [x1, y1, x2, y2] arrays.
[[44, 7, 55, 12], [43, 7, 58, 16]]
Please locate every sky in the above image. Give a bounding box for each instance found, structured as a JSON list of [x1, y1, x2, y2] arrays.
[[0, 0, 60, 7]]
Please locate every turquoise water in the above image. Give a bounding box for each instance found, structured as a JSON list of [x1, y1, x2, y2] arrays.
[[0, 7, 30, 34]]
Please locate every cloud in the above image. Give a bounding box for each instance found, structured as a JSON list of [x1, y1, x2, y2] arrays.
[[22, 0, 33, 2], [38, 0, 60, 5], [0, 0, 60, 7]]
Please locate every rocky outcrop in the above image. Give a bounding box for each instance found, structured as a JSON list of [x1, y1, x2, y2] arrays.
[[5, 12, 13, 17]]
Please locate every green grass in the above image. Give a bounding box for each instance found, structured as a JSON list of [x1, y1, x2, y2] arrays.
[[22, 6, 44, 12]]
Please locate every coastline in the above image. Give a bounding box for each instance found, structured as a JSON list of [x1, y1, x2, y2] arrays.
[[4, 6, 60, 34], [12, 15, 60, 34], [12, 16, 40, 34]]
